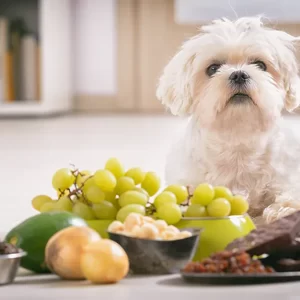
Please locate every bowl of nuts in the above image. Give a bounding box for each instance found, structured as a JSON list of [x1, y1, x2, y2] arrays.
[[0, 241, 27, 285], [107, 213, 202, 275]]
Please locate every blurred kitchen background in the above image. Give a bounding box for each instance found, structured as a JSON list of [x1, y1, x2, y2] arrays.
[[1, 0, 300, 232]]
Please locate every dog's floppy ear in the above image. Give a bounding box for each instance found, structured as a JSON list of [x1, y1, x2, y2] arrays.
[[285, 75, 300, 112], [277, 34, 300, 112], [156, 42, 199, 116]]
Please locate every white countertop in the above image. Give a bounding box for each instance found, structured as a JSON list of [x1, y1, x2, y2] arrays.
[[2, 270, 300, 300], [3, 115, 300, 299]]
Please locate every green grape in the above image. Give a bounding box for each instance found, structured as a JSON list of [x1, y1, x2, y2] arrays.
[[72, 202, 96, 220], [184, 204, 208, 218], [93, 201, 117, 220], [76, 170, 92, 187], [52, 168, 75, 191], [119, 191, 148, 207], [78, 175, 91, 188], [164, 185, 188, 204], [105, 157, 125, 179], [115, 176, 135, 195], [125, 167, 145, 185], [157, 203, 182, 225], [106, 196, 119, 209], [192, 183, 215, 206], [32, 195, 53, 211], [214, 186, 233, 202], [85, 186, 105, 204], [104, 190, 119, 208], [116, 204, 146, 222], [141, 172, 160, 196], [40, 202, 55, 213], [230, 195, 249, 215], [104, 190, 117, 201], [82, 177, 95, 194], [54, 196, 73, 212], [93, 169, 117, 192], [207, 198, 231, 217], [81, 169, 92, 175], [154, 191, 177, 208], [133, 187, 149, 197]]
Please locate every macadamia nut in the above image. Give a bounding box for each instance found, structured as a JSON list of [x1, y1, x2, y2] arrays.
[[161, 230, 177, 240], [110, 214, 192, 241], [143, 216, 155, 224], [139, 223, 159, 239], [153, 220, 168, 232], [124, 213, 143, 231], [108, 221, 125, 233]]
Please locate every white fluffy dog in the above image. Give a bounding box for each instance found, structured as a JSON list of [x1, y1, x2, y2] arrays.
[[156, 16, 300, 225]]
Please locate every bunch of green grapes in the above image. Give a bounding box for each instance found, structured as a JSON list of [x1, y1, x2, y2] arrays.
[[183, 183, 249, 218], [31, 158, 248, 226], [31, 158, 188, 225]]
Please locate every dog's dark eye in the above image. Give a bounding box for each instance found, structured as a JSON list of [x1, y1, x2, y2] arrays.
[[252, 61, 267, 71], [206, 64, 221, 77]]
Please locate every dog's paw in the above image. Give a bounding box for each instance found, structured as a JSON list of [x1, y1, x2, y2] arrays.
[[263, 202, 299, 224], [263, 203, 281, 224]]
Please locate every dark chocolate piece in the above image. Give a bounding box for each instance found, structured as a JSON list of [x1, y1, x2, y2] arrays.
[[226, 210, 300, 255], [266, 240, 300, 259]]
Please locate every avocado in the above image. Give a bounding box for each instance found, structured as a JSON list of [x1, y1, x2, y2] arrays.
[[5, 211, 87, 273]]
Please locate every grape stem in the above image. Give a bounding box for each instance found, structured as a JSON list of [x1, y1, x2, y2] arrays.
[[146, 202, 156, 216], [57, 167, 93, 206], [179, 185, 193, 207]]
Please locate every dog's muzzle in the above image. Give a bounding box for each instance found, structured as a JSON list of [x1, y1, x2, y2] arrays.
[[229, 70, 250, 86], [228, 93, 253, 105], [227, 70, 253, 105]]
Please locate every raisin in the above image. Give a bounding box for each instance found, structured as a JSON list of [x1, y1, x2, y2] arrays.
[[196, 264, 207, 273], [183, 250, 275, 274]]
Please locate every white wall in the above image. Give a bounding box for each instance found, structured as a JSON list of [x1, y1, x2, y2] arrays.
[[175, 0, 300, 23], [73, 0, 117, 95]]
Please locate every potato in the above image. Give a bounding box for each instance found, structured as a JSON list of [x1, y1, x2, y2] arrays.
[[45, 226, 101, 279], [80, 239, 129, 284]]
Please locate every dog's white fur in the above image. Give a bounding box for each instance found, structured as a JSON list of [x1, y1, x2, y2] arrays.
[[156, 16, 300, 224]]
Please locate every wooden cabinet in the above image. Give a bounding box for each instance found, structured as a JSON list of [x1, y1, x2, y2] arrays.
[[0, 0, 73, 116]]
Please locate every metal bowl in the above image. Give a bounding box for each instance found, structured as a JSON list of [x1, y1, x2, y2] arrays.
[[108, 228, 201, 275], [0, 251, 27, 285]]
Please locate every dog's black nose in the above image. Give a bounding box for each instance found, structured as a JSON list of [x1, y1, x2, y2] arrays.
[[229, 71, 249, 85]]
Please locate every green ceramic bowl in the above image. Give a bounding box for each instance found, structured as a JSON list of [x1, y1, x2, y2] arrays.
[[176, 214, 256, 261]]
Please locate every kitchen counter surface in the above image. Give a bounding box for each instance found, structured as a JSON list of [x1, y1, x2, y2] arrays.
[[2, 270, 300, 300]]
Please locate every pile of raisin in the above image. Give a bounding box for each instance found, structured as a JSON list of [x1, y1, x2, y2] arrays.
[[0, 241, 19, 255], [183, 250, 275, 274]]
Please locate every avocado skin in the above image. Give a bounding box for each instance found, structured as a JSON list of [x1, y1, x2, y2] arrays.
[[5, 211, 87, 273]]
